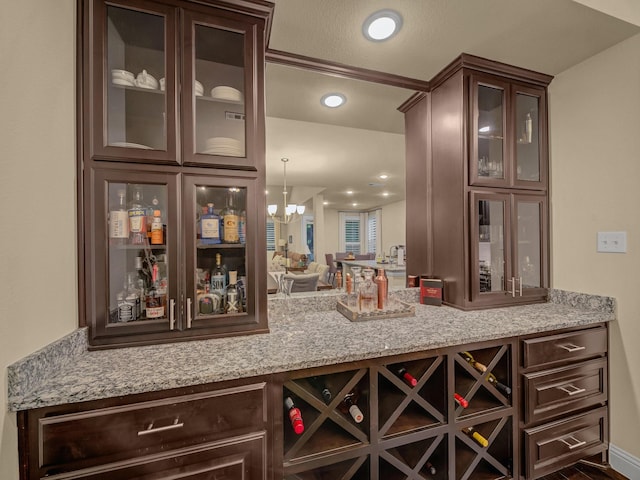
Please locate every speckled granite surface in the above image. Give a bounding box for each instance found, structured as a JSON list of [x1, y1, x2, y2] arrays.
[[7, 289, 614, 412]]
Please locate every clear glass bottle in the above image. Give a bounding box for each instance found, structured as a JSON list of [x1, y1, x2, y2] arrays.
[[211, 253, 227, 313], [221, 189, 239, 243], [128, 186, 147, 245], [109, 189, 129, 245], [197, 284, 220, 315], [225, 270, 241, 313], [126, 272, 142, 320], [358, 269, 378, 313], [200, 203, 221, 244]]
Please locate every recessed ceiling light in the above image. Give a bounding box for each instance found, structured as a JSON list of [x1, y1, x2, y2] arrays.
[[265, 190, 269, 195], [321, 93, 346, 108], [323, 201, 329, 205], [346, 190, 354, 195], [382, 192, 390, 197], [379, 174, 388, 180], [352, 203, 358, 207], [363, 9, 403, 42]]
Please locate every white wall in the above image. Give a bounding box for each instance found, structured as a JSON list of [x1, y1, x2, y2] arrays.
[[549, 32, 640, 463], [0, 1, 77, 478], [381, 200, 406, 255]]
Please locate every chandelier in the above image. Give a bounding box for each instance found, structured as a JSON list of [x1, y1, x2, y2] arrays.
[[267, 158, 305, 224]]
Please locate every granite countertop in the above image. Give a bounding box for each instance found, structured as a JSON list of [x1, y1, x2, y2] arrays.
[[7, 289, 615, 412]]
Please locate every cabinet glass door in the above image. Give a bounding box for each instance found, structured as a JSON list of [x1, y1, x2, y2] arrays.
[[471, 192, 511, 302], [88, 169, 179, 344], [471, 76, 510, 186], [514, 195, 547, 295], [92, 0, 178, 162], [183, 11, 257, 168], [513, 85, 547, 188], [183, 174, 265, 334]]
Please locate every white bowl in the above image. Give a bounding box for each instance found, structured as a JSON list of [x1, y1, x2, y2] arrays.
[[111, 69, 135, 82], [135, 70, 158, 89], [159, 78, 165, 91]]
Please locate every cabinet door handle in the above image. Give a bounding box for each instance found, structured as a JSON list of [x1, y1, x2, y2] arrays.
[[517, 277, 523, 296], [138, 418, 184, 436], [558, 343, 586, 353], [511, 277, 516, 297], [169, 299, 176, 330], [557, 384, 586, 396], [559, 435, 586, 450], [187, 298, 192, 329]]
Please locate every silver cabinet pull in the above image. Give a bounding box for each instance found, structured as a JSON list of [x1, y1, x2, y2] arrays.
[[169, 298, 176, 330], [510, 277, 516, 297], [138, 418, 184, 436], [186, 298, 192, 329], [557, 384, 586, 396], [517, 277, 523, 296], [558, 343, 586, 353], [559, 435, 586, 450]]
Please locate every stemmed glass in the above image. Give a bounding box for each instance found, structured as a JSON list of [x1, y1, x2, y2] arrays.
[[280, 278, 294, 318]]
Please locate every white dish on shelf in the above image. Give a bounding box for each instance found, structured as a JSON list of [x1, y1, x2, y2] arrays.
[[211, 85, 242, 102], [159, 77, 165, 91], [195, 80, 204, 96], [135, 70, 158, 90], [112, 78, 136, 87], [111, 69, 135, 82], [108, 141, 153, 150]]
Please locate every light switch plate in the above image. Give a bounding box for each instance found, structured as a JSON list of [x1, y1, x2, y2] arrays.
[[597, 231, 627, 253]]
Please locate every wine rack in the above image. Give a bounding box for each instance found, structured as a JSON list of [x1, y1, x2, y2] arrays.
[[281, 340, 517, 479]]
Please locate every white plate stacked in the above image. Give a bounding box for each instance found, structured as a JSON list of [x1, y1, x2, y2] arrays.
[[202, 137, 243, 156], [109, 141, 152, 150], [195, 80, 204, 97], [210, 85, 242, 102]]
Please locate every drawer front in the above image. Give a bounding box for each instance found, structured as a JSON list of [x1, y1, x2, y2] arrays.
[[39, 383, 266, 474], [523, 357, 607, 425], [524, 406, 608, 479], [522, 326, 607, 369]]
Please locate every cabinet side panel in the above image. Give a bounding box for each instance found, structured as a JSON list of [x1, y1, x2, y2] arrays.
[[404, 94, 431, 279], [431, 72, 466, 306]]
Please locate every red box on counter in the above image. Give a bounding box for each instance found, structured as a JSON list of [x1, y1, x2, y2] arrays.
[[420, 277, 443, 306]]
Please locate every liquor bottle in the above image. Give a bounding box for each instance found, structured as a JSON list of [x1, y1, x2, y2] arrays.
[[150, 210, 163, 245], [309, 376, 332, 404], [145, 264, 165, 319], [487, 372, 512, 396], [221, 189, 239, 243], [454, 393, 469, 408], [126, 272, 142, 320], [338, 391, 364, 423], [225, 271, 240, 313], [238, 209, 246, 244], [146, 194, 159, 240], [237, 275, 247, 312], [358, 269, 377, 312], [284, 396, 304, 435], [116, 291, 135, 322], [200, 203, 221, 244], [128, 186, 147, 245], [211, 253, 227, 313], [109, 189, 129, 245], [375, 268, 388, 310], [395, 365, 418, 387], [197, 284, 220, 315], [462, 426, 489, 447]]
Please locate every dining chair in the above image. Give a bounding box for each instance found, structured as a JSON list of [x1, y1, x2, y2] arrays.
[[283, 273, 320, 292], [325, 253, 338, 284]]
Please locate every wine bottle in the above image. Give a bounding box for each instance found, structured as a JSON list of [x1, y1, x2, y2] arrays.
[[454, 392, 468, 408], [339, 392, 364, 423], [487, 372, 511, 395], [284, 396, 304, 435], [395, 365, 417, 387], [425, 461, 436, 476], [309, 376, 332, 404], [460, 351, 487, 373], [462, 426, 488, 447]]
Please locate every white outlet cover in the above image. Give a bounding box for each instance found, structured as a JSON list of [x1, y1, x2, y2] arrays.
[[597, 231, 627, 253]]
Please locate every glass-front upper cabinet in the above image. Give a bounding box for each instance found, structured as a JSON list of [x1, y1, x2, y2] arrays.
[[182, 10, 258, 169], [90, 0, 178, 163], [183, 174, 266, 335], [87, 168, 180, 346], [470, 75, 547, 190], [514, 195, 548, 297]]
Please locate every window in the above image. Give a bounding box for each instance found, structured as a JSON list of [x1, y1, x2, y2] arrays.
[[266, 218, 276, 252], [366, 210, 381, 255], [340, 212, 361, 254]]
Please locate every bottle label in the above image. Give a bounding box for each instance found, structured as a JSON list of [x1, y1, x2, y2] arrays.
[[110, 211, 129, 238], [151, 222, 163, 244], [226, 291, 239, 313], [211, 273, 226, 293], [129, 209, 146, 233], [146, 305, 164, 319], [223, 215, 239, 242], [118, 300, 134, 322], [201, 218, 220, 239]]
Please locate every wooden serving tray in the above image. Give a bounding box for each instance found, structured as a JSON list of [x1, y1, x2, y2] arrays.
[[336, 300, 415, 322]]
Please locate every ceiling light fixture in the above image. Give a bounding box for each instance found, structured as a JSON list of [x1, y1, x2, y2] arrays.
[[363, 9, 403, 42], [379, 174, 388, 179], [346, 190, 354, 195], [267, 158, 305, 224], [321, 93, 346, 108]]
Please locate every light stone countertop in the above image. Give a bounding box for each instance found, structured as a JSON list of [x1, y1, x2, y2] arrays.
[[7, 289, 615, 412]]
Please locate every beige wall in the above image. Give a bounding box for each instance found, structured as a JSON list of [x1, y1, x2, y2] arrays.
[[549, 32, 640, 459], [0, 1, 78, 478]]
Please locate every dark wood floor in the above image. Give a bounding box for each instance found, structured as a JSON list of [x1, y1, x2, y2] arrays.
[[539, 462, 628, 480]]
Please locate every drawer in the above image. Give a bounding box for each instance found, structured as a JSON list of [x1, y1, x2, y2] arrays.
[[523, 406, 608, 479], [522, 326, 607, 369], [523, 357, 607, 425], [39, 383, 266, 475]]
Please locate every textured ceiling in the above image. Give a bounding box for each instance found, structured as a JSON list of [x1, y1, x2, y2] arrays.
[[264, 0, 640, 212]]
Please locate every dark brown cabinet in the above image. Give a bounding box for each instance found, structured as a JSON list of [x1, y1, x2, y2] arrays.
[[18, 380, 271, 480], [520, 325, 609, 479], [79, 0, 273, 348], [404, 54, 552, 310]]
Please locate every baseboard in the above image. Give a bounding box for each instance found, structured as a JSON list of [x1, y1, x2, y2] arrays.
[[610, 443, 640, 480]]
